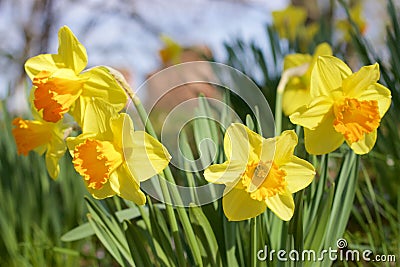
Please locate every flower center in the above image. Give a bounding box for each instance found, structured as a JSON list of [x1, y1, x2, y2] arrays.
[[333, 98, 380, 143], [73, 139, 123, 190], [33, 70, 83, 122], [241, 160, 287, 201], [12, 118, 53, 155]]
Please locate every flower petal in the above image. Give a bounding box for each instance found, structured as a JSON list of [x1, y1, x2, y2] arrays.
[[283, 54, 312, 70], [289, 96, 333, 130], [349, 130, 377, 155], [45, 129, 67, 179], [310, 56, 352, 98], [222, 185, 267, 221], [265, 130, 298, 166], [203, 160, 246, 185], [70, 97, 118, 134], [125, 131, 171, 182], [304, 112, 344, 155], [265, 189, 294, 221], [57, 26, 88, 74], [342, 63, 380, 98], [358, 83, 392, 118], [282, 86, 311, 116], [24, 54, 60, 80], [86, 180, 116, 199], [224, 123, 262, 162], [281, 156, 315, 193], [80, 66, 127, 112], [109, 163, 146, 205]]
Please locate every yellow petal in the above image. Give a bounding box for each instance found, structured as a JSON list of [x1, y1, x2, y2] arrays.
[[265, 189, 294, 221], [203, 160, 246, 185], [289, 96, 333, 130], [25, 54, 60, 80], [266, 130, 298, 166], [125, 131, 171, 182], [224, 123, 262, 162], [57, 26, 88, 74], [80, 66, 127, 112], [305, 42, 333, 80], [358, 83, 392, 118], [109, 163, 146, 205], [281, 156, 315, 193], [310, 56, 352, 98], [282, 85, 311, 116], [304, 112, 344, 155], [86, 180, 116, 199], [343, 63, 380, 98], [349, 130, 377, 155], [283, 54, 312, 70], [70, 97, 118, 134], [45, 130, 67, 179], [222, 185, 267, 221]]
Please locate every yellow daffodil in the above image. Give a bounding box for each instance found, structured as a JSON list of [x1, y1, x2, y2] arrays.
[[272, 5, 307, 42], [67, 108, 171, 204], [283, 43, 332, 116], [24, 26, 127, 123], [337, 3, 367, 41], [12, 118, 66, 179], [159, 35, 182, 65], [203, 124, 315, 221], [298, 22, 319, 53], [290, 56, 391, 155]]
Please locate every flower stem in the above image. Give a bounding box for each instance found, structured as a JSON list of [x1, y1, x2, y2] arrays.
[[250, 217, 257, 267], [111, 69, 203, 266]]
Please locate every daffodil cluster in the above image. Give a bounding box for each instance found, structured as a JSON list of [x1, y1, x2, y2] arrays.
[[12, 26, 170, 204]]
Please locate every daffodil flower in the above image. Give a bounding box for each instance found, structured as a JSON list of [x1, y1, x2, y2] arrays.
[[290, 56, 391, 155], [67, 110, 171, 204], [272, 5, 307, 42], [12, 118, 66, 179], [159, 35, 182, 65], [283, 43, 332, 116], [203, 123, 315, 221], [337, 3, 367, 41], [24, 26, 127, 123]]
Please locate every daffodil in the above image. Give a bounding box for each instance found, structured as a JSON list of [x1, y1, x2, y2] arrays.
[[203, 123, 315, 221], [290, 56, 391, 155], [12, 117, 66, 179], [272, 5, 307, 42], [24, 26, 127, 123], [159, 35, 182, 65], [67, 109, 171, 204], [337, 3, 367, 41], [283, 43, 332, 116]]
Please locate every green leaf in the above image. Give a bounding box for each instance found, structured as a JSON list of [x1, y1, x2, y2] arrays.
[[61, 223, 94, 242], [189, 204, 222, 266]]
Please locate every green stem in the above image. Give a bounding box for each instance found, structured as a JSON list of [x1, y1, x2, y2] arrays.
[[250, 217, 257, 267], [113, 70, 203, 266], [134, 96, 202, 266]]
